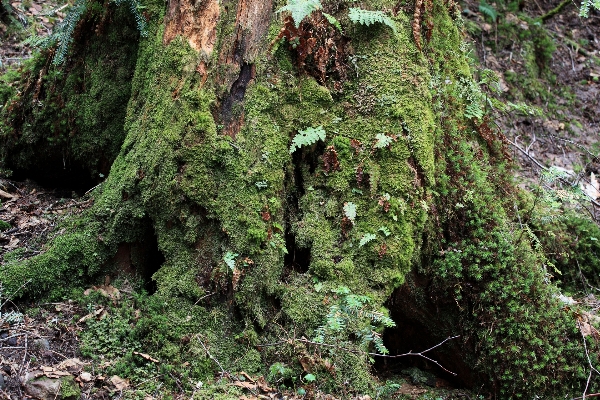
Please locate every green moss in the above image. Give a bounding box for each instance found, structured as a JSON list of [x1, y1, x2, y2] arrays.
[[0, 219, 10, 231], [59, 376, 81, 400], [532, 210, 600, 292]]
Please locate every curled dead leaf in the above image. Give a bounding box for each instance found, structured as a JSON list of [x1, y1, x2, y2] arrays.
[[40, 366, 71, 378], [79, 372, 93, 383], [110, 375, 130, 391], [57, 358, 85, 373]]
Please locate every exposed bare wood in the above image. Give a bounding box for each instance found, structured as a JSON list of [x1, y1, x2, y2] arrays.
[[163, 0, 220, 55]]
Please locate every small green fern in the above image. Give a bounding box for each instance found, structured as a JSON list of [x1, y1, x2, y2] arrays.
[[348, 7, 397, 34], [343, 202, 357, 223], [374, 132, 393, 149], [478, 0, 498, 22], [359, 233, 377, 247], [322, 12, 342, 32], [314, 286, 396, 355], [276, 0, 323, 28], [1, 0, 21, 27], [580, 0, 600, 17], [50, 0, 89, 65], [289, 126, 326, 153], [464, 102, 485, 119], [113, 0, 148, 37]]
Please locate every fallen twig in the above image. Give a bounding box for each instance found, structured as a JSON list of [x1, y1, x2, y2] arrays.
[[194, 335, 259, 395], [507, 139, 600, 210], [539, 0, 572, 22], [258, 335, 461, 376]]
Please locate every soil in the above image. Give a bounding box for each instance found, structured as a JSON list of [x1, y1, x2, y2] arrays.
[[1, 0, 600, 399]]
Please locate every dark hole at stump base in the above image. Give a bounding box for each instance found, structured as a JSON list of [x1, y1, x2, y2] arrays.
[[9, 159, 105, 198], [376, 283, 476, 389], [108, 222, 165, 294]]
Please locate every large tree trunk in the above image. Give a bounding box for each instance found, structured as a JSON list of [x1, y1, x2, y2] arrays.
[[0, 0, 595, 396]]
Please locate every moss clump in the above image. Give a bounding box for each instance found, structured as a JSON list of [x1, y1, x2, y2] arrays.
[[59, 376, 81, 400], [77, 280, 266, 396], [532, 210, 600, 292], [0, 219, 10, 231]]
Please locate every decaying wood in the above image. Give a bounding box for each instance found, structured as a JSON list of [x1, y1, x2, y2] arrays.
[[163, 0, 220, 55], [217, 0, 272, 138], [413, 0, 424, 51]]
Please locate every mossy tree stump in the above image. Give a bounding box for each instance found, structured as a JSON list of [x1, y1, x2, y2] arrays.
[[0, 0, 595, 396]]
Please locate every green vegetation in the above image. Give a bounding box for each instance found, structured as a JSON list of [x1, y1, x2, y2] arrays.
[[0, 219, 10, 231]]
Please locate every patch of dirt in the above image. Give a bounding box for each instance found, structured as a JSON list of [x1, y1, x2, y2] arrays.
[[0, 179, 94, 259], [0, 300, 85, 398]]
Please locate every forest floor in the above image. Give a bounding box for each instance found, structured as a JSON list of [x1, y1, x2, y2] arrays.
[[1, 0, 600, 399]]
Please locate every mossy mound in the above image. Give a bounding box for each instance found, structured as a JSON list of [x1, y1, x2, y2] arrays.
[[0, 0, 597, 397]]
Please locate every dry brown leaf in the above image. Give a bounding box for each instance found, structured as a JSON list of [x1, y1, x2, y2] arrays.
[[41, 366, 71, 378], [78, 307, 105, 323], [581, 172, 600, 200], [238, 371, 255, 382], [398, 382, 427, 396], [6, 237, 20, 250], [79, 372, 93, 382], [57, 358, 84, 373], [0, 189, 16, 200], [255, 376, 273, 392], [84, 285, 120, 300], [299, 356, 313, 372], [231, 381, 258, 390], [110, 375, 130, 391]]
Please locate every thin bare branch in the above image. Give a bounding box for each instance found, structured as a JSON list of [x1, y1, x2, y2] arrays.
[[257, 335, 461, 375]]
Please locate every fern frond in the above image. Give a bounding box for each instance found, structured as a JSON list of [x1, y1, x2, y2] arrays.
[[322, 12, 342, 32], [276, 0, 322, 28], [51, 0, 89, 65], [478, 0, 498, 22], [23, 34, 52, 48], [343, 202, 357, 223], [378, 226, 391, 237], [289, 126, 326, 153], [374, 133, 393, 148], [31, 0, 148, 65], [465, 101, 484, 119], [580, 0, 600, 17], [1, 0, 21, 27], [348, 8, 397, 34], [359, 233, 377, 247], [114, 0, 148, 36]]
